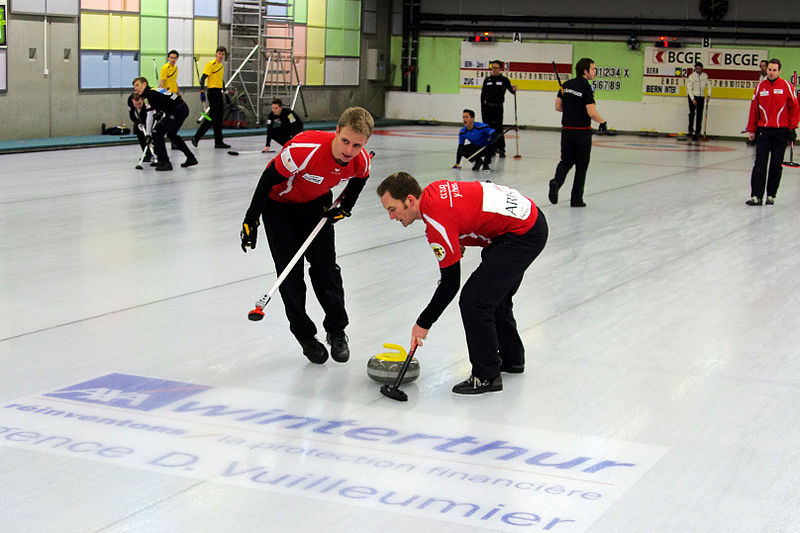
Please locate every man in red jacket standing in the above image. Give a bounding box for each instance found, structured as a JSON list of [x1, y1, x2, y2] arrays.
[[745, 58, 799, 206]]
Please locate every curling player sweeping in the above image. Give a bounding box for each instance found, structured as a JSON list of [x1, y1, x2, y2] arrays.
[[377, 172, 548, 395], [131, 77, 197, 171], [127, 92, 157, 167], [240, 107, 374, 364]]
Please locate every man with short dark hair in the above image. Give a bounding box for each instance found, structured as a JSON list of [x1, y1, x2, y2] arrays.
[[745, 58, 799, 206], [687, 61, 710, 140], [262, 98, 304, 153], [549, 57, 608, 208], [127, 92, 156, 162], [453, 109, 494, 172], [193, 46, 229, 149], [480, 60, 516, 158], [159, 50, 180, 94], [758, 60, 769, 83], [377, 172, 548, 395], [131, 77, 197, 171]]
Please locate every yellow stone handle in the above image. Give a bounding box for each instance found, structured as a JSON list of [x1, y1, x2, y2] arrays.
[[374, 343, 408, 362]]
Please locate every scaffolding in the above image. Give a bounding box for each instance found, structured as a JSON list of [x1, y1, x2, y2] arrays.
[[229, 0, 303, 124]]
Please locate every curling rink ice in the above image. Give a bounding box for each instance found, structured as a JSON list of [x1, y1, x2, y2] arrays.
[[1, 126, 800, 532]]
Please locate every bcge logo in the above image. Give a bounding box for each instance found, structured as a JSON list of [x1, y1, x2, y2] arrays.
[[45, 373, 211, 411]]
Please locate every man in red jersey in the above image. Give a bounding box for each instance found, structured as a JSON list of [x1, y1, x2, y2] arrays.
[[745, 58, 799, 206], [377, 172, 548, 395], [241, 107, 374, 364]]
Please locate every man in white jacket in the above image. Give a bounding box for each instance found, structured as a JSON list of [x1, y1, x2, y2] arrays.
[[687, 62, 711, 140]]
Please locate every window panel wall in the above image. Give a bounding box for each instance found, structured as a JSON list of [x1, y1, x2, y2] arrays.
[[193, 0, 215, 18], [77, 0, 361, 89], [140, 0, 165, 16], [167, 0, 192, 18], [295, 0, 360, 86]]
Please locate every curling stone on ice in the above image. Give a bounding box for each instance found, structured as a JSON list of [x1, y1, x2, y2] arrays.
[[367, 343, 420, 384]]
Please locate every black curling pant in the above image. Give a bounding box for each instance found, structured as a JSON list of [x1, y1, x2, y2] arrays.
[[152, 102, 193, 164], [460, 143, 492, 169], [261, 193, 348, 340], [458, 208, 548, 381], [750, 127, 790, 199], [553, 128, 592, 203], [194, 87, 224, 144], [481, 103, 505, 154], [688, 96, 705, 135]]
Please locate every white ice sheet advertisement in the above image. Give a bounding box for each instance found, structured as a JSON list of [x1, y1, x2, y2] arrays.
[[1, 372, 669, 532]]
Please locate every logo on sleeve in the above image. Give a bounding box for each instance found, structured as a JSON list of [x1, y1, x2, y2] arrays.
[[431, 242, 446, 261]]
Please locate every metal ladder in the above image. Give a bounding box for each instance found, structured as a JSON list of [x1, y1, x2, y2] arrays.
[[229, 0, 301, 124]]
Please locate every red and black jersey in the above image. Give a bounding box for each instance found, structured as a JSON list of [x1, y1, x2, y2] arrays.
[[747, 77, 800, 132], [420, 180, 538, 269], [268, 130, 371, 203]]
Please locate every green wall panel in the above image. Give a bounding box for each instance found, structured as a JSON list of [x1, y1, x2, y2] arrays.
[[325, 0, 344, 28], [140, 16, 167, 54], [390, 34, 401, 87], [294, 0, 307, 24], [325, 28, 343, 56], [768, 46, 800, 76], [342, 28, 359, 57], [139, 52, 162, 80], [343, 0, 360, 30], [417, 36, 461, 94], [140, 0, 166, 17]]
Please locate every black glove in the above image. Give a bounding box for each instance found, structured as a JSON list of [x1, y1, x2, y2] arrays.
[[144, 135, 152, 145], [240, 219, 259, 252], [598, 122, 608, 134], [322, 206, 351, 224], [200, 91, 206, 103], [791, 129, 797, 142]]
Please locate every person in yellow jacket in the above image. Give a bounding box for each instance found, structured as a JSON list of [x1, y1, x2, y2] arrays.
[[192, 46, 229, 148], [158, 50, 180, 94]]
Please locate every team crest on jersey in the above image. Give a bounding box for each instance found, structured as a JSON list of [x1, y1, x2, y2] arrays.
[[302, 173, 324, 184], [431, 242, 446, 261]]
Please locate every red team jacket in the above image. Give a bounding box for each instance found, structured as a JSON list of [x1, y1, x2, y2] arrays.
[[420, 180, 538, 269], [746, 77, 799, 132], [268, 130, 371, 203]]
